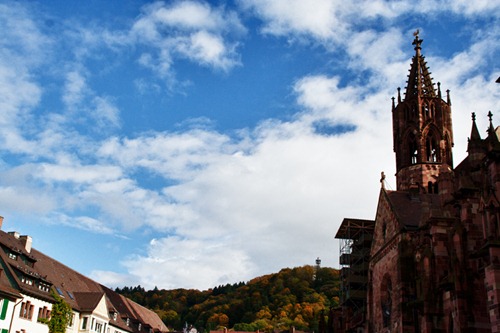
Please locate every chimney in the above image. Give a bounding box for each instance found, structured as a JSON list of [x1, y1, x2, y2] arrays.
[[0, 216, 3, 230], [8, 231, 20, 239], [20, 235, 32, 253]]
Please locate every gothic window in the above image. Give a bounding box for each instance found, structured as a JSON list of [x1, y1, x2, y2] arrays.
[[381, 275, 392, 328], [411, 103, 417, 119], [408, 135, 418, 165], [426, 135, 439, 162], [424, 103, 429, 119]]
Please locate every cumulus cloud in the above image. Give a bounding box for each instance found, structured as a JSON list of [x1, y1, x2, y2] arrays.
[[131, 1, 244, 75]]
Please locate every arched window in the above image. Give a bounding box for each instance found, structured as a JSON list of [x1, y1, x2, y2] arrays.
[[426, 135, 439, 162], [410, 140, 418, 164]]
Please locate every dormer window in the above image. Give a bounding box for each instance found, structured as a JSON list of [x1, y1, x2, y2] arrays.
[[38, 282, 50, 292], [8, 252, 17, 260], [21, 276, 33, 286]]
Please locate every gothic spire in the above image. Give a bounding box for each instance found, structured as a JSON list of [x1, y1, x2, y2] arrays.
[[467, 112, 482, 156], [470, 112, 481, 141], [404, 31, 436, 100]]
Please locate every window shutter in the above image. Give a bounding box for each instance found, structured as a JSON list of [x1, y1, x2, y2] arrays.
[[0, 300, 8, 320]]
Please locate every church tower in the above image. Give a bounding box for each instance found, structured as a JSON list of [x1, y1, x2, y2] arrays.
[[392, 32, 454, 192]]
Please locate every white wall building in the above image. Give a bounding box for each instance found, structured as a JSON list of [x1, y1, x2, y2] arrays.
[[0, 218, 168, 333]]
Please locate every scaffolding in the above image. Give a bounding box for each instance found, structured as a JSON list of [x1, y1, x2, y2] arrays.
[[335, 218, 375, 331]]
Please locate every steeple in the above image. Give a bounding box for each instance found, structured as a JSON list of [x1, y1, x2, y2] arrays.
[[392, 31, 454, 193], [404, 31, 437, 100]]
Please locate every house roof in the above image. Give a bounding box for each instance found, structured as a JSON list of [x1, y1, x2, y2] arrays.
[[102, 285, 168, 333], [73, 292, 105, 312], [0, 227, 168, 333]]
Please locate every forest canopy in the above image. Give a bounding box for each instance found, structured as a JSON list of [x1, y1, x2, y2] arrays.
[[115, 265, 340, 333]]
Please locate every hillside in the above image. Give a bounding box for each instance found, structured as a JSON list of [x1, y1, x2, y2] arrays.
[[115, 265, 340, 332]]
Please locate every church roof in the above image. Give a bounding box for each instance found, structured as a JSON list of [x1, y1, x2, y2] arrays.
[[384, 190, 449, 228]]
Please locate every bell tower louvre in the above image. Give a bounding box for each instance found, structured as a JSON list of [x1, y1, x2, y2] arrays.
[[392, 31, 454, 193]]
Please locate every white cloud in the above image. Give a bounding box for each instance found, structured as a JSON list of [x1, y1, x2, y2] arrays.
[[92, 96, 121, 129], [37, 163, 123, 184], [0, 186, 57, 215], [239, 0, 346, 42], [176, 31, 239, 71], [131, 1, 244, 75], [63, 70, 87, 108], [116, 237, 257, 290], [240, 0, 499, 49]]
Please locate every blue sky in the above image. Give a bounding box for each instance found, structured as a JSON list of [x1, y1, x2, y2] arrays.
[[0, 0, 498, 290]]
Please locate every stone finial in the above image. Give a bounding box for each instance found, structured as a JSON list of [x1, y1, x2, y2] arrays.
[[380, 171, 386, 189]]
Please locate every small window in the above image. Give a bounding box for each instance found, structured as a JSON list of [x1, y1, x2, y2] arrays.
[[37, 306, 51, 322], [68, 313, 75, 327], [19, 301, 34, 320], [67, 291, 74, 300], [8, 253, 17, 260], [39, 282, 50, 292], [21, 276, 33, 286], [82, 317, 88, 330]]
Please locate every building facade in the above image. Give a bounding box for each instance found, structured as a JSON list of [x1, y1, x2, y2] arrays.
[[335, 33, 500, 332], [0, 218, 168, 333]]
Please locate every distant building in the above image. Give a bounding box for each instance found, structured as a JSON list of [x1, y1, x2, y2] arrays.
[[0, 218, 168, 333], [335, 33, 500, 332]]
